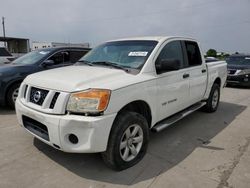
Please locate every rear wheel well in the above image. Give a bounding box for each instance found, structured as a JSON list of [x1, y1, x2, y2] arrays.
[[214, 77, 221, 87], [116, 100, 152, 128]]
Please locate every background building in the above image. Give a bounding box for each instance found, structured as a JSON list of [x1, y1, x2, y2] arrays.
[[0, 36, 30, 57], [32, 41, 90, 50]]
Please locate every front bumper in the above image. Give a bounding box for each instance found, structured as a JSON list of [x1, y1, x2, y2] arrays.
[[226, 74, 250, 86], [16, 98, 117, 153]]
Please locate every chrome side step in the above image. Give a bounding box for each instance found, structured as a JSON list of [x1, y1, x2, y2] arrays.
[[152, 102, 206, 132]]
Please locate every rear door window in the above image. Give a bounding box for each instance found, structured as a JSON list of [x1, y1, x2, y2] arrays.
[[70, 50, 88, 63], [184, 41, 202, 66]]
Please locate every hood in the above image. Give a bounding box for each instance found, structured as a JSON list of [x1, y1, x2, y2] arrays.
[[0, 63, 15, 71], [24, 65, 153, 92], [227, 64, 250, 70], [0, 63, 34, 80], [0, 63, 29, 74]]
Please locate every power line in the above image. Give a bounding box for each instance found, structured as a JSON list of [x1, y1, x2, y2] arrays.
[[2, 16, 6, 47]]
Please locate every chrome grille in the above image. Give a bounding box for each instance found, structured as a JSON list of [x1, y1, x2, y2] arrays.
[[49, 92, 60, 109], [19, 84, 70, 114], [23, 85, 28, 99], [228, 69, 236, 75], [29, 87, 49, 106]]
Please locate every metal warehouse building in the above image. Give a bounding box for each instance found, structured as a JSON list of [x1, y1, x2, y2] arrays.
[[32, 41, 90, 50], [0, 36, 30, 57]]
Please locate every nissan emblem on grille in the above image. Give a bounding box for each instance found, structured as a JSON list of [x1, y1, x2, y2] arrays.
[[30, 87, 49, 106], [34, 91, 41, 103]]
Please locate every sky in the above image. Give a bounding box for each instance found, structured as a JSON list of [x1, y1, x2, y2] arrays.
[[0, 0, 250, 53]]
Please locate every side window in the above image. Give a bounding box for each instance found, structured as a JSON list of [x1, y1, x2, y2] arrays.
[[70, 50, 89, 63], [48, 51, 70, 65], [156, 41, 184, 73], [184, 41, 202, 66], [62, 51, 70, 63]]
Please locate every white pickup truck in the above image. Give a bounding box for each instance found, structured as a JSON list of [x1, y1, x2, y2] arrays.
[[16, 36, 227, 170]]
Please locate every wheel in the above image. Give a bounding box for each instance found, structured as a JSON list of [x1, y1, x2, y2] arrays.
[[203, 83, 220, 113], [6, 83, 20, 109], [102, 111, 149, 171]]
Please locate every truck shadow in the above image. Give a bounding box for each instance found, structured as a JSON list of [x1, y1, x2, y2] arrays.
[[33, 101, 246, 185], [226, 85, 250, 89], [0, 106, 15, 115]]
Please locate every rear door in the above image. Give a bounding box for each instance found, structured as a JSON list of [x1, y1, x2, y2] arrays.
[[155, 40, 190, 121], [183, 41, 207, 104]]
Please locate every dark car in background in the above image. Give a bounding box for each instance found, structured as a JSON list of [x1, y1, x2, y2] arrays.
[[205, 57, 219, 63], [0, 47, 90, 108], [226, 54, 250, 87]]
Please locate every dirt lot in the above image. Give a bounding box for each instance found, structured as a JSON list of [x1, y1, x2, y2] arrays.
[[0, 87, 250, 188]]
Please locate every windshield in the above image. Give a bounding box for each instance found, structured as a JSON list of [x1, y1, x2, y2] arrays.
[[78, 40, 158, 69], [12, 49, 52, 65], [226, 56, 250, 66]]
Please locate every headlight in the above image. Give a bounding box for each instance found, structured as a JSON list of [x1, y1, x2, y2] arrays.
[[237, 69, 250, 75], [66, 89, 111, 114]]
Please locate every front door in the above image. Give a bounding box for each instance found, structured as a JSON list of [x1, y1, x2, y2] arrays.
[[155, 40, 190, 121]]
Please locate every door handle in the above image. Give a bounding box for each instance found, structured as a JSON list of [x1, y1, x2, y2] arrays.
[[202, 69, 206, 73], [183, 73, 190, 79]]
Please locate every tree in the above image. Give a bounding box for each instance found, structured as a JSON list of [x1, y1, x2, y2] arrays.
[[206, 49, 217, 57]]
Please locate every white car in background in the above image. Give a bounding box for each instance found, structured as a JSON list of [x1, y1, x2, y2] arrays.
[[0, 47, 15, 64]]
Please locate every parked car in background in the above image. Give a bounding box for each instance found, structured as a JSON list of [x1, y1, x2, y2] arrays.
[[226, 54, 250, 87], [15, 36, 227, 170], [205, 57, 219, 63], [0, 47, 90, 108], [0, 47, 16, 64]]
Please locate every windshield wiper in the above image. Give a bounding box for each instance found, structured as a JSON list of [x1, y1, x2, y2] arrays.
[[91, 61, 130, 72], [76, 60, 93, 66]]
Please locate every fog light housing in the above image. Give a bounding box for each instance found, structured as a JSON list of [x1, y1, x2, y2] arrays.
[[68, 134, 78, 144]]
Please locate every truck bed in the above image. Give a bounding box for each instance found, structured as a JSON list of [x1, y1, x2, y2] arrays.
[[204, 60, 227, 99]]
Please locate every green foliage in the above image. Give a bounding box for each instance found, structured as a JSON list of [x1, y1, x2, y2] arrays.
[[206, 49, 217, 57]]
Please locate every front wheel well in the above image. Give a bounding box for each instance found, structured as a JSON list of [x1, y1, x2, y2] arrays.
[[5, 80, 22, 101], [116, 100, 152, 128]]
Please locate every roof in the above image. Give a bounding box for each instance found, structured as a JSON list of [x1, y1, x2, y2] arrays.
[[35, 46, 91, 51], [229, 53, 250, 57], [108, 36, 197, 43], [0, 36, 29, 42]]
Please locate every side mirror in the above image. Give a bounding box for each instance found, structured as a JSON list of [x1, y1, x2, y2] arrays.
[[42, 60, 55, 67], [156, 59, 180, 74]]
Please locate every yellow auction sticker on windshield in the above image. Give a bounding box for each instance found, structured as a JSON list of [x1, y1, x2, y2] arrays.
[[128, 51, 148, 57]]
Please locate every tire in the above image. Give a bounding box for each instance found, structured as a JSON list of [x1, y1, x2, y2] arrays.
[[102, 111, 149, 171], [6, 83, 20, 109], [203, 83, 220, 113]]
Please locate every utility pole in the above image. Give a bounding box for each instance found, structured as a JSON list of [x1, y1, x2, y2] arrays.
[[2, 16, 6, 47]]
